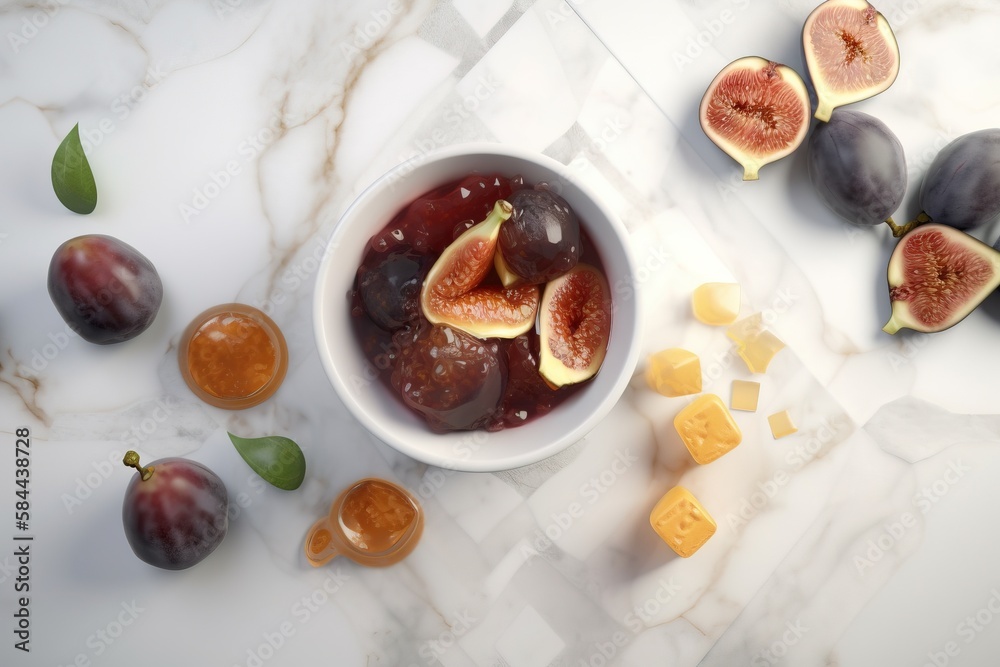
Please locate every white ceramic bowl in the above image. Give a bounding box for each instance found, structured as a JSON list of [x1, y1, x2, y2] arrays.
[[314, 144, 641, 472]]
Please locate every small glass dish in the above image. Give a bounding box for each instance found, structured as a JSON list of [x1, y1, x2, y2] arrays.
[[305, 478, 424, 567], [178, 303, 288, 409]]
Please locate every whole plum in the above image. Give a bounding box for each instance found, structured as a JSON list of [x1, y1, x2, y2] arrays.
[[498, 187, 580, 284], [48, 234, 163, 344], [391, 324, 505, 431], [121, 451, 228, 570]]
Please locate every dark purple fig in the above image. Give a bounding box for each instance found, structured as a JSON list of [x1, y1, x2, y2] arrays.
[[121, 451, 228, 570], [808, 109, 906, 226], [919, 129, 1000, 231], [48, 234, 163, 344]]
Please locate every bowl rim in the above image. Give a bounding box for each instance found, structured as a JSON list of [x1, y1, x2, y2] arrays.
[[313, 142, 642, 472]]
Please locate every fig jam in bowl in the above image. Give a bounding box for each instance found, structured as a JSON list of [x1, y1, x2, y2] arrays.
[[314, 144, 641, 472]]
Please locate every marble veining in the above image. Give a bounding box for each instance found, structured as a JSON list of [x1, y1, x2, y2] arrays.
[[1, 0, 998, 665]]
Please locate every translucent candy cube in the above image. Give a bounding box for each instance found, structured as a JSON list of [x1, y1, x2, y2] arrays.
[[650, 486, 716, 558], [692, 282, 741, 325], [673, 393, 742, 464], [646, 348, 701, 397], [768, 410, 797, 439], [726, 314, 785, 373], [730, 380, 760, 412]]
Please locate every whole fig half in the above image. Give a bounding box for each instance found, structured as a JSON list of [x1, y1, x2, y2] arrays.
[[803, 0, 900, 122], [420, 200, 539, 339], [538, 264, 612, 387], [700, 56, 811, 181], [883, 224, 1000, 334]]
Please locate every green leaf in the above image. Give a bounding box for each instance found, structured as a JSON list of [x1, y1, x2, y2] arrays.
[[51, 124, 98, 214], [228, 432, 306, 490]]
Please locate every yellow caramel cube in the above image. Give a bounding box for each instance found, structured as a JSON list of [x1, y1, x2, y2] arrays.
[[673, 393, 742, 464], [730, 380, 760, 412], [726, 314, 785, 374], [646, 348, 702, 397], [650, 486, 717, 558], [692, 282, 741, 325], [768, 410, 797, 439]]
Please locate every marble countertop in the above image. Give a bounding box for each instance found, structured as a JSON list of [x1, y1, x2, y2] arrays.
[[2, 0, 999, 665]]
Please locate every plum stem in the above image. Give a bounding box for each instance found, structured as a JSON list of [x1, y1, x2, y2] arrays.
[[123, 450, 154, 481], [885, 213, 931, 238]]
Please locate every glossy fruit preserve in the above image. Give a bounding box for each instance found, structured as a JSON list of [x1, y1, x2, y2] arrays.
[[350, 173, 612, 432], [180, 303, 288, 409]]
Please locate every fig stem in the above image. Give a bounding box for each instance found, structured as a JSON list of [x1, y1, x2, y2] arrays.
[[814, 100, 834, 123], [123, 450, 154, 481], [885, 213, 931, 238]]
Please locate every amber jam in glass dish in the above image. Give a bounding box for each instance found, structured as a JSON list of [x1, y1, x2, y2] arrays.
[[304, 478, 423, 568], [179, 303, 288, 409], [350, 174, 611, 433]]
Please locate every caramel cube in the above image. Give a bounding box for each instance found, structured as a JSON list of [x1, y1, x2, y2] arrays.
[[726, 314, 785, 374], [650, 486, 717, 557], [768, 410, 797, 439], [673, 393, 742, 464], [692, 282, 741, 325], [730, 380, 760, 412], [646, 348, 702, 397]]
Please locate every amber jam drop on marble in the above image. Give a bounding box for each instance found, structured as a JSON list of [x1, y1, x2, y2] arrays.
[[305, 478, 423, 568], [179, 303, 288, 409]]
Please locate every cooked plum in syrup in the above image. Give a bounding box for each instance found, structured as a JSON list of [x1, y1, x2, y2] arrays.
[[497, 187, 580, 284], [359, 251, 427, 331], [391, 324, 506, 432]]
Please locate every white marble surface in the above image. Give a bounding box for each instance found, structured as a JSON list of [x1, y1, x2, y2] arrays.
[[0, 0, 998, 665]]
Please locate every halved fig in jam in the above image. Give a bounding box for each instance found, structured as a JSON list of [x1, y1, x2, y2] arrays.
[[421, 200, 539, 338], [700, 56, 811, 181], [883, 224, 1000, 334], [803, 0, 900, 122], [538, 264, 612, 387]]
